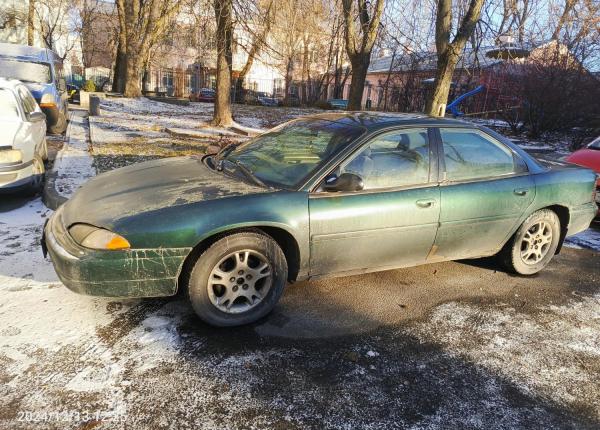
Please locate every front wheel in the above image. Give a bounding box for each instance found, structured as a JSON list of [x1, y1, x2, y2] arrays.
[[498, 209, 561, 275], [188, 232, 288, 327]]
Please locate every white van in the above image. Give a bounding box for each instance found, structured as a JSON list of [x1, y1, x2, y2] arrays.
[[0, 78, 48, 193]]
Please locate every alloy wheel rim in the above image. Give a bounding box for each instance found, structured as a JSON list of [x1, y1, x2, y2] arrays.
[[207, 249, 272, 314], [520, 221, 552, 265]]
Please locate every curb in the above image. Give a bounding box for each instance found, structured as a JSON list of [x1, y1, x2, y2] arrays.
[[42, 168, 68, 210], [43, 112, 74, 210], [43, 110, 94, 210]]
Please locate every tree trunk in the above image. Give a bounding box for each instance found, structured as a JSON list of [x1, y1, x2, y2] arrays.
[[424, 0, 484, 117], [27, 0, 35, 46], [212, 0, 233, 127], [123, 54, 142, 97], [347, 54, 369, 110], [283, 57, 293, 105], [112, 40, 127, 93], [424, 51, 458, 116]]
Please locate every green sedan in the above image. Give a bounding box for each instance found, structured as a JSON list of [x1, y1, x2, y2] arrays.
[[43, 113, 598, 326]]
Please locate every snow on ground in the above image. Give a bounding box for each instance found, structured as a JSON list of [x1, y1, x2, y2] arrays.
[[51, 111, 96, 199], [566, 223, 600, 250], [1, 100, 599, 428], [410, 296, 600, 422]]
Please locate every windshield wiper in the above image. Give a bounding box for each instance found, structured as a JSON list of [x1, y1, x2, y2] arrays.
[[215, 143, 237, 171], [229, 159, 270, 189]]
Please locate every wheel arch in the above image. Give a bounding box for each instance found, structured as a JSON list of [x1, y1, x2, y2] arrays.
[[176, 223, 302, 294]]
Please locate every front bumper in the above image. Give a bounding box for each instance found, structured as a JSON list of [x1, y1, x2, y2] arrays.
[[42, 206, 192, 298], [0, 160, 35, 190]]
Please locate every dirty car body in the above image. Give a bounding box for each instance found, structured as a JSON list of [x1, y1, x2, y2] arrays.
[[44, 113, 597, 306]]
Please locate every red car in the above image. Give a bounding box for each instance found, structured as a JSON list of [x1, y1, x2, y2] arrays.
[[189, 88, 215, 103], [566, 136, 600, 212]]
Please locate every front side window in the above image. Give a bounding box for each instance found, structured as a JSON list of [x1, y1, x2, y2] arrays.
[[340, 128, 430, 190], [226, 119, 365, 188], [0, 89, 20, 118], [440, 128, 516, 181]]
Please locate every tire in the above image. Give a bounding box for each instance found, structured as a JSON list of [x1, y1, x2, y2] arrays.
[[39, 138, 49, 161], [188, 232, 288, 327], [498, 209, 561, 275], [49, 112, 67, 135], [26, 155, 45, 196]]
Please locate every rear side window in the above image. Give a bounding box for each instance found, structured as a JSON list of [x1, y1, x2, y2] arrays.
[[440, 128, 516, 181], [0, 89, 20, 118]]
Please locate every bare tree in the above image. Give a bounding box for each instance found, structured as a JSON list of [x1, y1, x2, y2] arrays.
[[342, 0, 385, 110], [114, 0, 181, 97], [28, 0, 35, 46], [424, 0, 484, 117], [213, 0, 234, 126]]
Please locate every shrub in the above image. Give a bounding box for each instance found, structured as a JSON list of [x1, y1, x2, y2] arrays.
[[81, 79, 96, 92], [313, 100, 332, 110]]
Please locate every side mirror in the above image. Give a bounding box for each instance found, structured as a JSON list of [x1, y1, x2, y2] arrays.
[[323, 173, 364, 192], [28, 111, 46, 123]]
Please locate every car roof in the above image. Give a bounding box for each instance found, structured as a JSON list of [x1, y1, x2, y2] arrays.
[[0, 77, 25, 90], [0, 42, 59, 64], [302, 111, 474, 131]]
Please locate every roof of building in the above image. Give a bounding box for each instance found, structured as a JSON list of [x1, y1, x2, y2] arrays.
[[367, 46, 504, 74]]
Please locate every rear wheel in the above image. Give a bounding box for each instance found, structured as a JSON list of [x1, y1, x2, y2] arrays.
[[49, 112, 67, 135], [498, 209, 561, 275], [188, 232, 287, 327]]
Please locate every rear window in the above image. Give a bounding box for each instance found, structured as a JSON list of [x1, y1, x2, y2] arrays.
[[0, 89, 19, 118], [0, 59, 52, 84]]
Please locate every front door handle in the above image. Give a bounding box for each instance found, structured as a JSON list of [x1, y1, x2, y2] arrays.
[[416, 199, 436, 208], [514, 188, 529, 196]]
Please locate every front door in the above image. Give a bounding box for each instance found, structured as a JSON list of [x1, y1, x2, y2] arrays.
[[432, 127, 535, 260], [309, 128, 440, 276]]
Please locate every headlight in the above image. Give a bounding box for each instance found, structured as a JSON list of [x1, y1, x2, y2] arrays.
[[40, 93, 56, 107], [0, 149, 22, 164], [68, 224, 131, 250]]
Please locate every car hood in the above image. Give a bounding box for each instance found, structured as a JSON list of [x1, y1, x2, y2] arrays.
[[62, 156, 267, 228]]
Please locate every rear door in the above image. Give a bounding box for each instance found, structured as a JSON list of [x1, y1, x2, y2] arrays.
[[432, 127, 535, 260], [309, 128, 440, 276]]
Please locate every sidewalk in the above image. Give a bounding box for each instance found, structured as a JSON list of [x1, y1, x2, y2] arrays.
[[43, 109, 96, 209]]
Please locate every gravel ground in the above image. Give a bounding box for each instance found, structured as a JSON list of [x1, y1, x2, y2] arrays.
[[1, 100, 599, 429], [0, 194, 599, 429]]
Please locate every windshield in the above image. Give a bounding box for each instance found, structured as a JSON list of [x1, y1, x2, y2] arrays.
[[0, 59, 52, 84], [225, 118, 365, 188], [589, 136, 600, 150]]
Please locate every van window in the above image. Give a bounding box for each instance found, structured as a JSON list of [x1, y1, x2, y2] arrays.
[[0, 89, 20, 118], [0, 59, 52, 84]]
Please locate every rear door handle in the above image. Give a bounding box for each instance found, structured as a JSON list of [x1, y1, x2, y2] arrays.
[[416, 199, 436, 208], [514, 188, 529, 196]]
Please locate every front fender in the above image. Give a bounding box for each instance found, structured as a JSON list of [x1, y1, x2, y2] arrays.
[[115, 191, 311, 278]]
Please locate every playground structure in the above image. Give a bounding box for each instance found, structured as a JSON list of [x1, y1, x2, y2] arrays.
[[446, 85, 486, 117]]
